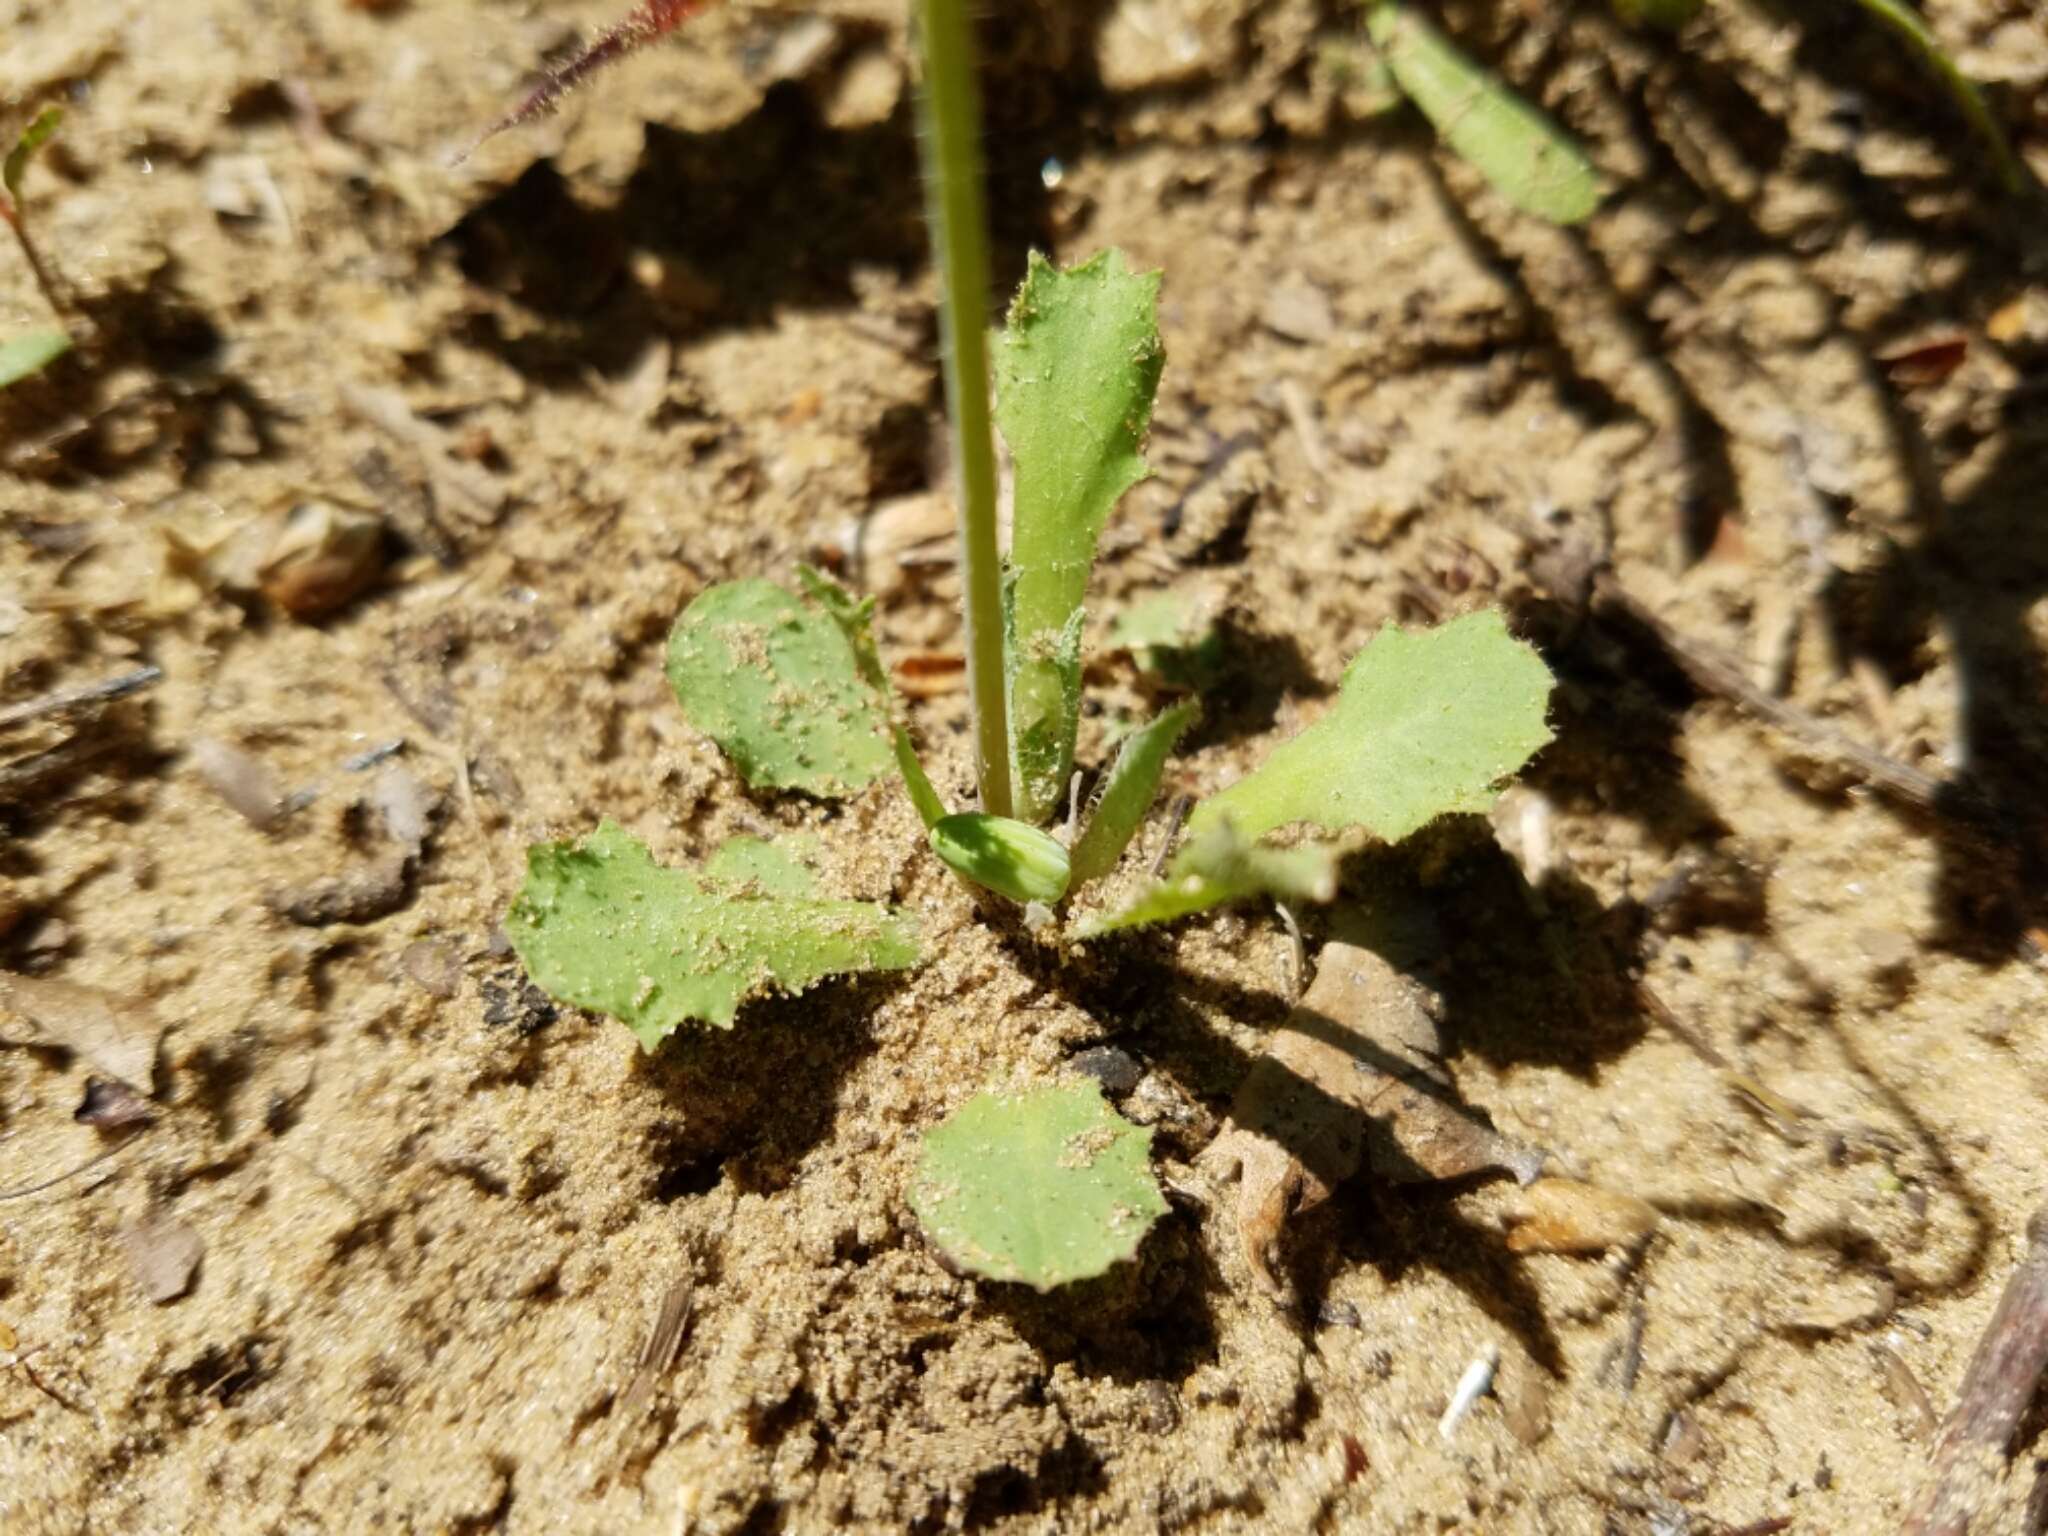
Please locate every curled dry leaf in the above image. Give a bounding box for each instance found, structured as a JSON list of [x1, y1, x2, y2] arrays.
[[1503, 1176, 1660, 1255], [259, 502, 385, 619], [892, 653, 965, 697], [1203, 938, 1544, 1295], [0, 972, 164, 1090], [119, 1216, 204, 1303], [1877, 335, 1968, 389], [75, 1075, 156, 1130]]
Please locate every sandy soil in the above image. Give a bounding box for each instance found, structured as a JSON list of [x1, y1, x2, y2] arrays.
[[4, 0, 2048, 1531]]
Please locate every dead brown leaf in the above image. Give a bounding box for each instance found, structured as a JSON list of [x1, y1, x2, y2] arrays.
[[1877, 335, 1968, 388], [75, 1075, 156, 1130], [1203, 938, 1545, 1295], [0, 972, 164, 1090], [892, 653, 965, 696], [1503, 1177, 1659, 1255]]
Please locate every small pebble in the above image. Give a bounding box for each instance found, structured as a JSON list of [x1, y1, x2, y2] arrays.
[[1501, 1361, 1552, 1446], [190, 736, 286, 829], [1317, 1298, 1363, 1330], [1070, 1045, 1143, 1095], [1262, 276, 1335, 344], [120, 1216, 204, 1304], [367, 761, 438, 849], [400, 940, 464, 1000]]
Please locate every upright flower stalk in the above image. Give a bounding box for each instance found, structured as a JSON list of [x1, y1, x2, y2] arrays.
[[911, 0, 1012, 819]]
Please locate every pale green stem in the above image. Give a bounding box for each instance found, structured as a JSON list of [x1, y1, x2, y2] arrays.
[[913, 0, 1012, 819]]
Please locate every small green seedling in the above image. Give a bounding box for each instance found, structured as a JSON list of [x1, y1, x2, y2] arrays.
[[3, 105, 71, 372], [666, 579, 897, 797], [0, 328, 71, 390], [1365, 3, 1601, 226], [1845, 0, 2026, 194], [491, 0, 1556, 1292]]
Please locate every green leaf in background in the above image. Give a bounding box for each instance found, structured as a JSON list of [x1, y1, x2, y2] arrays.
[[1071, 820, 1340, 939], [1188, 609, 1553, 846], [909, 1079, 1167, 1290], [929, 812, 1072, 905], [506, 821, 919, 1050], [998, 249, 1165, 823], [1068, 699, 1199, 889], [1366, 3, 1602, 225], [1846, 0, 2026, 195], [3, 105, 62, 201], [667, 579, 896, 798], [0, 329, 70, 389], [1110, 590, 1224, 690], [795, 564, 948, 828]]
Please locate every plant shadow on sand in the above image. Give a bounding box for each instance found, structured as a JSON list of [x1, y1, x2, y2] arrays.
[[631, 969, 911, 1199]]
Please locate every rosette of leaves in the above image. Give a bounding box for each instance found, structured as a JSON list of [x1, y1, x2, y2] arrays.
[[503, 249, 1556, 1290]]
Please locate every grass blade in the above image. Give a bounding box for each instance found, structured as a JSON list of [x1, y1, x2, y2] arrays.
[[1068, 699, 1198, 889], [0, 329, 70, 388], [1847, 0, 2026, 195], [1367, 3, 1601, 225]]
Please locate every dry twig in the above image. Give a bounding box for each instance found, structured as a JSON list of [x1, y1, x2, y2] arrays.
[[1902, 1202, 2048, 1536], [0, 666, 161, 733]]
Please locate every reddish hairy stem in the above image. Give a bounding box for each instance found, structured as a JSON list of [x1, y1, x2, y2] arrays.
[[463, 0, 715, 158]]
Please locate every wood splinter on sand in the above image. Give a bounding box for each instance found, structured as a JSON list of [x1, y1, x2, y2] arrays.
[[1900, 1200, 2048, 1536], [1439, 1344, 1501, 1440]]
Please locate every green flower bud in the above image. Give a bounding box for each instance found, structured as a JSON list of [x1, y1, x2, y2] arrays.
[[929, 813, 1072, 905]]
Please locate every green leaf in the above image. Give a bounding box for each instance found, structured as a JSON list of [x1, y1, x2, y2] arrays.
[[505, 821, 919, 1050], [929, 813, 1071, 905], [3, 105, 62, 201], [0, 329, 70, 389], [1071, 820, 1340, 939], [1068, 699, 1198, 889], [1110, 590, 1223, 690], [1846, 0, 2026, 195], [998, 249, 1165, 822], [667, 579, 896, 797], [1367, 4, 1601, 225], [909, 1079, 1167, 1289], [795, 564, 948, 828], [700, 834, 821, 898], [1187, 609, 1552, 847]]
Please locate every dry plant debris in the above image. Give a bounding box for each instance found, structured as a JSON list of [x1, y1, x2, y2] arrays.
[[0, 972, 163, 1091], [118, 1215, 204, 1304], [1204, 935, 1544, 1295]]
